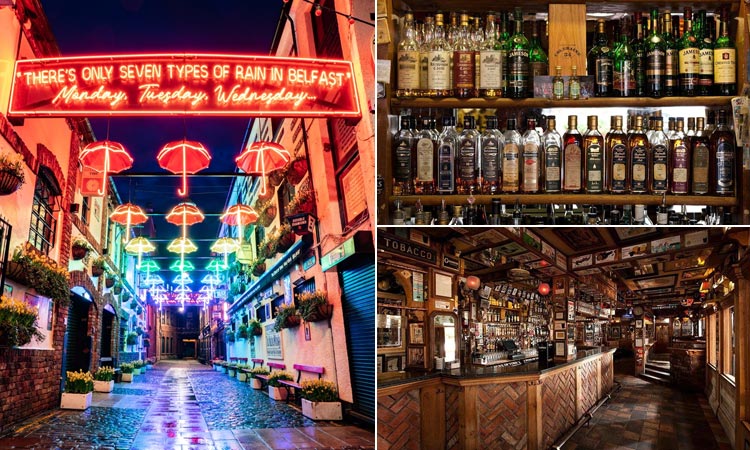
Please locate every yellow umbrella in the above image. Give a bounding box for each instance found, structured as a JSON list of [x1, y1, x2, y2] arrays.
[[125, 237, 156, 269], [211, 237, 240, 265], [167, 237, 198, 269]]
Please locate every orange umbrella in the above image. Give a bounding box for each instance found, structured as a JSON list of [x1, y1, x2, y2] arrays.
[[220, 203, 258, 244], [157, 140, 212, 197], [109, 203, 148, 243], [165, 202, 205, 239], [235, 141, 291, 196], [79, 140, 133, 196]]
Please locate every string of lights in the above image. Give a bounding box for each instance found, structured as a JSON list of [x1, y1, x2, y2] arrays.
[[283, 0, 375, 27]]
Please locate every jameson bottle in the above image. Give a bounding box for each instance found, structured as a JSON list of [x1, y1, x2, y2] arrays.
[[632, 12, 647, 97], [480, 116, 503, 194], [663, 12, 679, 96], [393, 115, 414, 195], [501, 118, 522, 192], [628, 115, 649, 194], [613, 18, 636, 97], [691, 117, 710, 195], [649, 116, 669, 194], [397, 13, 421, 98], [414, 117, 436, 194], [711, 110, 735, 195], [670, 118, 690, 194], [457, 115, 480, 194], [645, 8, 665, 97], [542, 116, 562, 193], [589, 19, 613, 97], [562, 115, 583, 193], [453, 13, 477, 98], [583, 116, 605, 193], [507, 8, 530, 99], [428, 14, 452, 98], [696, 10, 714, 96], [606, 115, 629, 193], [522, 118, 541, 193], [679, 8, 700, 96], [479, 13, 503, 98], [714, 7, 736, 96], [529, 20, 548, 94]]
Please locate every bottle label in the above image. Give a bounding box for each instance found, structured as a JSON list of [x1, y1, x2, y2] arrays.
[[437, 143, 455, 193], [428, 51, 451, 90], [569, 80, 580, 99], [613, 60, 635, 93], [679, 47, 700, 76], [631, 145, 648, 192], [651, 143, 668, 192], [692, 143, 709, 194], [501, 143, 519, 190], [635, 49, 646, 87], [563, 144, 581, 190], [586, 143, 603, 192], [481, 138, 499, 182], [416, 138, 434, 182], [672, 143, 688, 193], [596, 57, 612, 87], [453, 50, 475, 89], [507, 49, 530, 91], [522, 143, 539, 192], [716, 141, 735, 194], [458, 139, 476, 181], [610, 143, 627, 192], [419, 52, 430, 90], [544, 144, 561, 191], [553, 80, 564, 98], [397, 51, 420, 90], [699, 48, 713, 86], [714, 48, 737, 84], [479, 50, 503, 90], [646, 49, 665, 86], [394, 140, 412, 182], [665, 48, 678, 81]]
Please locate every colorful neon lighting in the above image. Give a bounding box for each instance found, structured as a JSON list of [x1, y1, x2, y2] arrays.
[[109, 203, 148, 244], [81, 142, 134, 196], [139, 260, 161, 273], [124, 237, 156, 269], [169, 260, 195, 272], [235, 141, 291, 196], [157, 141, 212, 197]]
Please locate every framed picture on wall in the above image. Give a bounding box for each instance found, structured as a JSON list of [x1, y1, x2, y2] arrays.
[[409, 323, 424, 345], [407, 346, 425, 367], [610, 327, 621, 339], [431, 269, 453, 300], [554, 331, 565, 340], [385, 355, 402, 372]]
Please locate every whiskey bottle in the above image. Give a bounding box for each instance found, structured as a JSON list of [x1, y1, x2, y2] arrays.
[[562, 115, 583, 193], [691, 117, 710, 195], [679, 8, 699, 96], [529, 20, 548, 94], [632, 12, 647, 97], [501, 118, 522, 192], [588, 19, 613, 97], [393, 115, 414, 195], [499, 12, 511, 95], [414, 117, 436, 194], [582, 116, 605, 193], [552, 66, 564, 100], [714, 7, 736, 96], [478, 13, 503, 98], [670, 118, 690, 194], [645, 8, 665, 98], [480, 116, 503, 194], [418, 16, 434, 97], [457, 115, 480, 194], [613, 18, 636, 97], [428, 13, 453, 98], [628, 115, 649, 194], [711, 110, 735, 196], [663, 12, 679, 96], [453, 13, 477, 98], [649, 116, 669, 194], [696, 10, 714, 96], [507, 8, 530, 99], [397, 13, 421, 98], [606, 115, 629, 193], [542, 116, 562, 193], [569, 66, 581, 100], [522, 118, 541, 193]]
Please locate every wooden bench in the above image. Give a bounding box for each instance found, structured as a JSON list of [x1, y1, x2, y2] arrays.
[[278, 364, 325, 403], [229, 357, 248, 364], [255, 362, 286, 388], [251, 358, 264, 368]]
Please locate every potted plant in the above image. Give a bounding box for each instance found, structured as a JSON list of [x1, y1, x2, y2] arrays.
[[61, 370, 94, 410], [0, 295, 44, 348], [268, 165, 288, 187], [120, 363, 134, 382], [93, 366, 115, 392], [237, 324, 249, 340], [71, 236, 92, 261], [105, 274, 116, 289], [10, 243, 70, 307], [267, 371, 294, 401], [248, 319, 263, 337], [126, 332, 138, 351], [227, 363, 238, 377], [273, 304, 300, 332], [0, 150, 25, 195], [91, 256, 107, 277], [250, 257, 266, 277], [236, 364, 251, 382], [275, 224, 295, 253], [255, 199, 277, 227], [226, 330, 236, 343], [297, 290, 333, 322], [286, 157, 309, 185], [285, 188, 315, 216], [249, 367, 269, 389], [260, 234, 279, 259], [300, 379, 343, 420], [113, 282, 123, 295]]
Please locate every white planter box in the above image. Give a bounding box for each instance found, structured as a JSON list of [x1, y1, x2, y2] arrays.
[[122, 373, 133, 382], [213, 364, 221, 371], [251, 378, 263, 389], [302, 399, 343, 420], [132, 368, 140, 375], [219, 366, 227, 373], [237, 372, 248, 382], [228, 369, 236, 377], [60, 392, 92, 410], [268, 386, 288, 401], [94, 380, 114, 393], [146, 364, 153, 370]]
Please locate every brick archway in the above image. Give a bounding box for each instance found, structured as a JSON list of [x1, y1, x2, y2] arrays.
[[68, 270, 104, 370]]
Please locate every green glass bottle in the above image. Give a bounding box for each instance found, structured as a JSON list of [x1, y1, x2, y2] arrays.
[[632, 12, 646, 96], [696, 10, 714, 96], [613, 18, 636, 97], [663, 12, 678, 96], [588, 19, 613, 97], [645, 8, 665, 98], [529, 20, 548, 95], [506, 7, 530, 99], [714, 7, 736, 95], [678, 7, 699, 96], [499, 12, 511, 96]]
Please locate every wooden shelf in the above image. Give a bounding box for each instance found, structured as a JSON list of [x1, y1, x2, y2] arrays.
[[391, 96, 734, 110], [389, 194, 737, 207], [399, 0, 737, 14]]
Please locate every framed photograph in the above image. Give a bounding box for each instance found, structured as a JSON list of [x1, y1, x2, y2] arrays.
[[304, 322, 311, 341], [407, 347, 425, 367], [571, 254, 593, 268], [636, 319, 643, 328], [409, 323, 424, 345], [614, 227, 658, 242], [610, 327, 621, 339], [412, 271, 424, 303], [634, 275, 676, 291], [265, 324, 283, 360], [385, 355, 402, 372], [555, 312, 564, 320], [431, 270, 454, 300], [554, 331, 565, 340], [377, 355, 384, 373], [567, 300, 576, 322], [555, 342, 566, 356]]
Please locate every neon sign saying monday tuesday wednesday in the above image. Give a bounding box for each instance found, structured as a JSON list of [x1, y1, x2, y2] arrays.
[[9, 54, 361, 118]]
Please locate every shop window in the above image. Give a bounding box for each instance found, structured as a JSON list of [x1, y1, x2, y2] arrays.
[[81, 196, 90, 225], [28, 169, 60, 255]]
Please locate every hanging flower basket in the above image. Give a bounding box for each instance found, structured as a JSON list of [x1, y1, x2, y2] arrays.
[[113, 285, 123, 295], [0, 169, 23, 195], [10, 243, 70, 306], [276, 227, 295, 254], [105, 277, 116, 288], [257, 182, 275, 202], [286, 158, 308, 185], [283, 314, 301, 329], [269, 168, 287, 187], [91, 266, 104, 277], [305, 303, 334, 323], [4, 261, 28, 285], [297, 290, 333, 322], [71, 246, 88, 261], [286, 189, 315, 216], [252, 262, 266, 277]]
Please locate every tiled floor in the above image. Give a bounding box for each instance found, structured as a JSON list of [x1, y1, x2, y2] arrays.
[[564, 359, 732, 450], [0, 360, 374, 450]]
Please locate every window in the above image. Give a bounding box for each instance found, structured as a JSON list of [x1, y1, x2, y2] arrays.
[[81, 196, 91, 225], [729, 307, 735, 378], [707, 314, 717, 367], [28, 169, 60, 255]]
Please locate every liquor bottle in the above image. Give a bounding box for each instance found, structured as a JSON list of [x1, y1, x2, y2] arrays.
[[696, 10, 714, 96], [480, 116, 503, 194], [454, 13, 477, 98], [507, 8, 530, 99], [679, 8, 700, 96], [568, 66, 581, 100], [582, 116, 604, 193], [479, 13, 503, 98], [542, 116, 562, 193], [529, 20, 548, 94], [645, 8, 665, 98], [499, 12, 511, 95], [628, 115, 649, 194], [522, 118, 541, 193], [686, 117, 696, 144], [428, 13, 453, 98], [448, 205, 464, 225], [714, 7, 736, 96], [649, 116, 669, 194], [663, 12, 679, 96], [666, 116, 676, 139], [437, 116, 458, 194], [613, 18, 636, 97], [588, 19, 613, 97], [457, 115, 480, 194], [606, 115, 629, 193], [670, 118, 689, 194], [710, 110, 735, 196], [691, 117, 710, 195], [562, 115, 583, 193], [397, 13, 421, 98], [501, 118, 522, 192], [656, 194, 669, 225], [705, 110, 716, 135], [393, 115, 414, 195], [414, 117, 436, 194], [552, 66, 564, 100], [632, 12, 647, 97], [418, 16, 434, 96]]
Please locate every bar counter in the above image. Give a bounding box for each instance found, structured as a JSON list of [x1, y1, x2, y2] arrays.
[[378, 348, 616, 450]]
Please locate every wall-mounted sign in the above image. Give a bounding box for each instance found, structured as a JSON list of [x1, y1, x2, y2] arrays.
[[10, 54, 361, 118], [378, 232, 436, 265], [442, 255, 460, 271], [287, 213, 315, 235]]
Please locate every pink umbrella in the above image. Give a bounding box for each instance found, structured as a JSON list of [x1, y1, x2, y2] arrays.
[[235, 141, 291, 196], [157, 140, 211, 197], [79, 140, 133, 196]]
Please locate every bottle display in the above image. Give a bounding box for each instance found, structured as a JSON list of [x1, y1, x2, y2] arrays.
[[691, 117, 710, 195], [582, 116, 604, 193], [437, 116, 458, 194], [649, 116, 669, 194], [679, 7, 699, 96], [478, 13, 503, 98], [589, 19, 613, 97], [529, 20, 548, 91], [480, 116, 503, 194], [613, 18, 636, 97], [506, 8, 530, 99], [453, 13, 477, 98], [562, 115, 583, 193], [696, 10, 714, 96], [396, 13, 421, 98], [414, 116, 437, 194], [568, 66, 581, 100], [632, 12, 646, 97], [670, 118, 690, 194], [629, 115, 649, 194], [501, 118, 522, 192], [393, 115, 415, 195], [542, 116, 562, 193], [645, 8, 665, 97], [663, 12, 679, 96], [711, 110, 735, 196], [522, 118, 541, 193], [428, 13, 452, 97], [457, 115, 480, 194], [714, 7, 736, 96], [552, 66, 564, 100], [606, 115, 629, 193]]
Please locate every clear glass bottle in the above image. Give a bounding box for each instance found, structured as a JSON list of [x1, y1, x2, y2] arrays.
[[714, 7, 736, 95], [522, 118, 541, 193], [480, 115, 504, 194], [456, 115, 480, 194], [562, 115, 583, 193], [427, 13, 453, 98], [628, 115, 649, 194], [414, 116, 436, 195], [418, 16, 434, 97], [568, 66, 581, 100], [670, 117, 690, 194], [397, 13, 421, 98], [393, 115, 414, 195], [542, 116, 562, 193], [552, 65, 564, 100], [649, 116, 669, 194], [453, 13, 477, 98], [606, 115, 629, 193], [478, 13, 503, 98], [501, 118, 522, 192], [582, 115, 604, 193]]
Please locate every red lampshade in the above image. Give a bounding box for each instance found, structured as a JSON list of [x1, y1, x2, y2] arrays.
[[465, 276, 481, 290], [538, 282, 551, 296]]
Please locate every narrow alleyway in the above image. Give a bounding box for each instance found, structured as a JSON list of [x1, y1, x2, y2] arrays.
[[0, 361, 374, 450]]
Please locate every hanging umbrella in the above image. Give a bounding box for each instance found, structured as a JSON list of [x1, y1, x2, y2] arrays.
[[124, 237, 156, 269], [174, 284, 192, 294], [143, 274, 164, 287], [221, 204, 258, 245], [173, 273, 193, 285], [166, 237, 198, 254], [150, 285, 167, 295], [157, 140, 211, 197], [138, 260, 161, 273], [109, 203, 148, 244], [201, 273, 222, 285], [235, 141, 291, 196], [79, 140, 134, 196], [211, 237, 240, 265], [169, 259, 196, 272], [166, 202, 205, 239]]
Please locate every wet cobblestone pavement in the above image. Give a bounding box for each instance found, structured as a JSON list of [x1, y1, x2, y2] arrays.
[[0, 360, 374, 450]]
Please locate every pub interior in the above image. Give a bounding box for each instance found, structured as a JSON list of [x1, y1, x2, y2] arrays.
[[377, 227, 750, 449]]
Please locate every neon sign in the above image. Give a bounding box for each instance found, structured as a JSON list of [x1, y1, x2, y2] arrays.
[[9, 53, 361, 118]]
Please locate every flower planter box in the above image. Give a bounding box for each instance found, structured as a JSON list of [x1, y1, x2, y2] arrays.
[[304, 304, 334, 323], [219, 366, 227, 374], [132, 368, 141, 375], [121, 373, 133, 382], [60, 392, 93, 410], [94, 380, 114, 393], [301, 399, 343, 421], [237, 372, 248, 382], [228, 369, 236, 377], [283, 315, 301, 329], [251, 378, 263, 389], [268, 386, 288, 401]]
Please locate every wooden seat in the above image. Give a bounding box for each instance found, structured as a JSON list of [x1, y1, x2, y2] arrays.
[[279, 364, 325, 403], [256, 362, 286, 388], [251, 358, 264, 368]]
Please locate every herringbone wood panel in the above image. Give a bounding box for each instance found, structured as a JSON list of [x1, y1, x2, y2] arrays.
[[445, 385, 460, 450], [580, 360, 598, 413], [378, 390, 421, 450], [477, 383, 528, 450], [601, 353, 613, 394], [542, 368, 576, 449]]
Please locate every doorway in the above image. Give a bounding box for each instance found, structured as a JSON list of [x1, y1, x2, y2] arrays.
[[100, 305, 115, 366]]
